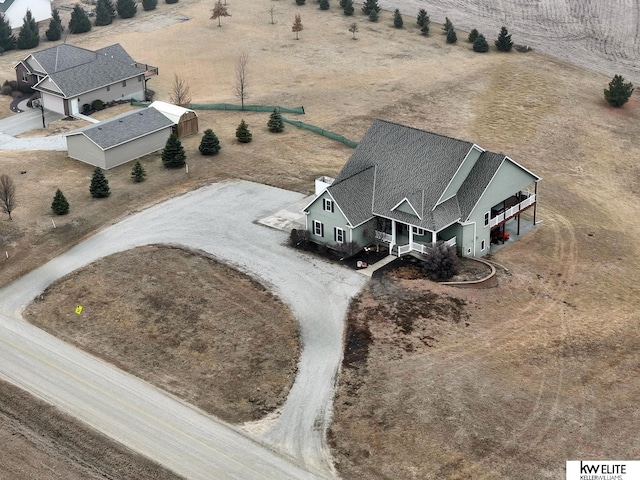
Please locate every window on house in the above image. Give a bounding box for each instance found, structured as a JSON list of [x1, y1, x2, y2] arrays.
[[412, 226, 426, 236], [122, 80, 127, 87], [484, 212, 490, 227], [481, 239, 486, 251], [334, 227, 345, 244], [323, 198, 334, 212], [106, 85, 110, 92], [313, 220, 324, 237], [21, 71, 28, 83]]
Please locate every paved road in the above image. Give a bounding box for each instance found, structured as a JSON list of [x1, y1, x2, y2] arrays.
[[0, 180, 367, 479]]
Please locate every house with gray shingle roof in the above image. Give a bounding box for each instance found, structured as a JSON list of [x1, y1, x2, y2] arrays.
[[14, 44, 158, 117], [0, 0, 51, 29], [65, 107, 174, 169], [303, 120, 540, 257]]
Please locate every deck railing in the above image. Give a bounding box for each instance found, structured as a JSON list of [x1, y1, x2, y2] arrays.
[[489, 194, 536, 228], [375, 231, 393, 243], [392, 237, 457, 257]]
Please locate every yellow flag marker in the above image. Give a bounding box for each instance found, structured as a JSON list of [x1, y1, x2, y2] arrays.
[[75, 304, 83, 315]]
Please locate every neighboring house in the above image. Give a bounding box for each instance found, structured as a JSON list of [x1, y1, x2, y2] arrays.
[[14, 43, 158, 116], [303, 120, 541, 258], [148, 101, 199, 137], [65, 107, 174, 169], [0, 0, 51, 29]]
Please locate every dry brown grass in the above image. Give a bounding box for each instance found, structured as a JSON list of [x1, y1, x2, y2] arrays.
[[0, 0, 637, 478]]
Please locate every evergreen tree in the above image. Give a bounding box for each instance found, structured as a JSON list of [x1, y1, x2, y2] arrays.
[[339, 0, 346, 8], [117, 0, 137, 18], [343, 0, 354, 15], [319, 0, 329, 10], [393, 9, 403, 28], [421, 243, 458, 281], [17, 10, 39, 50], [161, 134, 186, 168], [89, 167, 110, 198], [604, 75, 634, 107], [142, 0, 158, 10], [468, 28, 479, 43], [295, 0, 305, 5], [361, 0, 380, 15], [446, 27, 457, 43], [442, 16, 453, 33], [69, 5, 92, 34], [166, 0, 178, 4], [267, 109, 284, 133], [236, 119, 252, 143], [416, 9, 428, 27], [495, 26, 513, 52], [473, 33, 489, 52], [368, 9, 378, 22], [45, 8, 64, 41], [131, 161, 147, 182], [199, 128, 221, 155], [95, 0, 115, 26], [420, 22, 430, 35], [0, 14, 16, 52], [51, 189, 69, 215]]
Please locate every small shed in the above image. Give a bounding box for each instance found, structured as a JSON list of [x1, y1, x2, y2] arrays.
[[65, 107, 174, 170], [148, 101, 199, 137]]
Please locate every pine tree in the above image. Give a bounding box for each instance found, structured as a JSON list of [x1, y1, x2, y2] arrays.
[[604, 75, 634, 107], [166, 0, 179, 4], [442, 16, 453, 33], [162, 134, 186, 168], [95, 0, 115, 26], [17, 10, 39, 50], [368, 9, 378, 22], [0, 14, 16, 52], [343, 0, 354, 16], [420, 22, 430, 35], [417, 9, 428, 27], [51, 189, 69, 215], [473, 33, 489, 52], [45, 8, 64, 41], [319, 0, 329, 10], [69, 5, 92, 34], [495, 26, 513, 52], [199, 128, 221, 155], [131, 161, 147, 182], [295, 0, 305, 5], [467, 28, 479, 43], [142, 0, 158, 10], [267, 109, 284, 133], [117, 0, 137, 19], [89, 167, 110, 198], [393, 9, 403, 28], [236, 119, 252, 143], [446, 27, 457, 43], [339, 0, 346, 7], [361, 0, 380, 15]]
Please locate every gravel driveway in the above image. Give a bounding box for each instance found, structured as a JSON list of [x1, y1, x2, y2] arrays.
[[0, 180, 367, 478]]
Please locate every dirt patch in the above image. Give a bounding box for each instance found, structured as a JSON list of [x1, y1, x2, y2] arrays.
[[23, 245, 300, 424], [0, 379, 182, 479]]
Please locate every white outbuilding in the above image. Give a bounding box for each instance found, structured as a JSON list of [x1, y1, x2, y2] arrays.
[[148, 101, 199, 137]]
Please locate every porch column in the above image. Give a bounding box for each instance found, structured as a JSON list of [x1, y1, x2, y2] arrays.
[[431, 230, 436, 245], [390, 220, 396, 250], [408, 225, 414, 249], [533, 182, 538, 225]]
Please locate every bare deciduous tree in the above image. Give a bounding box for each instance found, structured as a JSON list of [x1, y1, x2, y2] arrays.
[[348, 21, 358, 39], [0, 174, 16, 220], [235, 52, 249, 109], [170, 74, 191, 107], [269, 4, 276, 24], [210, 0, 230, 27], [292, 14, 303, 39]]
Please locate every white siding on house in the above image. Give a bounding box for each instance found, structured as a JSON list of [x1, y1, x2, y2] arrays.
[[3, 0, 52, 28], [42, 93, 64, 115], [75, 76, 145, 112]]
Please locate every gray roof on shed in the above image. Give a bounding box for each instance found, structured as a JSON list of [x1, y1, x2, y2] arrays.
[[29, 43, 144, 98], [66, 107, 173, 150], [311, 119, 539, 232]]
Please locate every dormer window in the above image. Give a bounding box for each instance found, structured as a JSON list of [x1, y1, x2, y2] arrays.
[[323, 198, 334, 212]]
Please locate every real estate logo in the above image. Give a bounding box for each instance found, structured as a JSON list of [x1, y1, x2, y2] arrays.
[[566, 460, 639, 480]]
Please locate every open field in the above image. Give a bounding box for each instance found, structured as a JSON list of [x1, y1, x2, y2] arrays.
[[0, 0, 639, 478]]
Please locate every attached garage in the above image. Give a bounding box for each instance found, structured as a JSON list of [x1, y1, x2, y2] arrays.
[[65, 107, 174, 169], [148, 101, 199, 137]]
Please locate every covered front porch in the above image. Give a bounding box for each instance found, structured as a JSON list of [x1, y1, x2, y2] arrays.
[[374, 219, 456, 257]]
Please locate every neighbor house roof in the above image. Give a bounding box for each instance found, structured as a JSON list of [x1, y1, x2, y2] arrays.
[[0, 0, 17, 13], [65, 107, 173, 150], [24, 43, 145, 98], [148, 101, 196, 124], [307, 119, 540, 232]]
